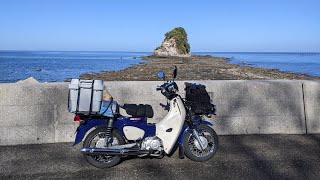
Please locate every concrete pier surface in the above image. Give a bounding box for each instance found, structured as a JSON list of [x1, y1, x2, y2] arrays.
[[1, 134, 320, 180]]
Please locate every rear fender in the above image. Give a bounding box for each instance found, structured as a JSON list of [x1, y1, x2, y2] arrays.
[[73, 119, 108, 145], [177, 120, 213, 145]]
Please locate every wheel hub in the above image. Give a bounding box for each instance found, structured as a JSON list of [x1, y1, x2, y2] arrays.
[[96, 138, 106, 148], [194, 136, 208, 150]]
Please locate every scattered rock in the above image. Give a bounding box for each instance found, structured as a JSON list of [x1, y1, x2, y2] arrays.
[[79, 55, 319, 81], [16, 77, 40, 84]]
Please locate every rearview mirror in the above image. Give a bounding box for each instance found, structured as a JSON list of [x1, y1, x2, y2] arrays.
[[157, 71, 165, 80]]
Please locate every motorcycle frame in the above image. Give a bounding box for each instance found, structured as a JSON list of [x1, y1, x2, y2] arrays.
[[74, 108, 213, 155]]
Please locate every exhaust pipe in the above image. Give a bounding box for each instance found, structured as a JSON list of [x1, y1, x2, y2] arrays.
[[81, 147, 149, 156]]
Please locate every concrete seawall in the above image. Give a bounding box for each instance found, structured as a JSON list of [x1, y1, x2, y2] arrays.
[[0, 80, 319, 145]]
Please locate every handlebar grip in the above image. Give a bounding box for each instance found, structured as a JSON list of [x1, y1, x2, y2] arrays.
[[156, 87, 162, 91]]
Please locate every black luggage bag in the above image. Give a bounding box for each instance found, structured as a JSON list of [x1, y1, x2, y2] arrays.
[[184, 82, 216, 115]]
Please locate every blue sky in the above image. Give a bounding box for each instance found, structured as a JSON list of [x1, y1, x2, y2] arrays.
[[0, 0, 319, 52]]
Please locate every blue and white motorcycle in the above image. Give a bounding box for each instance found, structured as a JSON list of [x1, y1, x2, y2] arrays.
[[73, 67, 219, 168]]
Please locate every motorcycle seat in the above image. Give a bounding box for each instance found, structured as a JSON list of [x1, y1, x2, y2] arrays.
[[120, 104, 154, 118]]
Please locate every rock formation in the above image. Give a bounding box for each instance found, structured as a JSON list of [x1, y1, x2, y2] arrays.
[[16, 77, 39, 84], [154, 27, 191, 57]]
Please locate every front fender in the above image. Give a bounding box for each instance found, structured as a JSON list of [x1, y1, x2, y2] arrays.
[[177, 120, 213, 145], [73, 119, 108, 145]]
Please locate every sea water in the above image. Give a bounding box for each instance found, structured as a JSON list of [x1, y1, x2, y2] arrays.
[[0, 51, 148, 83]]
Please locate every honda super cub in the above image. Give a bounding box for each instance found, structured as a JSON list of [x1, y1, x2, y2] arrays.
[[70, 67, 219, 168]]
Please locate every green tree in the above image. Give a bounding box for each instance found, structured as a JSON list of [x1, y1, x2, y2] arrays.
[[164, 27, 190, 54]]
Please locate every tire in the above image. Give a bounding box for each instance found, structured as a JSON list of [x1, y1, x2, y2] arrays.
[[83, 127, 125, 168], [183, 124, 219, 162]]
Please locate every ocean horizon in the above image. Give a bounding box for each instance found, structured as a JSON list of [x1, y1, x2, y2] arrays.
[[0, 51, 319, 83]]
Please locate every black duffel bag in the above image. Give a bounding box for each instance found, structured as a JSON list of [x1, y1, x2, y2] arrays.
[[185, 82, 216, 115]]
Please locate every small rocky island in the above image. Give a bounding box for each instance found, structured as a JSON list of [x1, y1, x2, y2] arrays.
[[154, 27, 191, 57], [79, 27, 319, 81]]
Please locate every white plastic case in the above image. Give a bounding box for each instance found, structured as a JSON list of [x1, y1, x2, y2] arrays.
[[68, 79, 104, 114]]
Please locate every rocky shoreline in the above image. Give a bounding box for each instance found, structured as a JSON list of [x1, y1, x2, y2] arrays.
[[80, 55, 319, 81]]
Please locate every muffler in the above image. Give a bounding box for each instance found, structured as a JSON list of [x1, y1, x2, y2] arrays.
[[81, 147, 144, 156], [81, 143, 149, 156]]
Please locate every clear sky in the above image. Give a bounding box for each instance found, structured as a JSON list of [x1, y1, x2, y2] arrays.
[[0, 0, 319, 52]]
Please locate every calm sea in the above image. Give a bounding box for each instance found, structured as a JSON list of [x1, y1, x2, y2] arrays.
[[195, 52, 320, 77], [0, 51, 148, 83], [1, 51, 320, 83]]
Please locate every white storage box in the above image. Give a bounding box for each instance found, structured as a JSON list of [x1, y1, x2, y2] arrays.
[[68, 79, 105, 115]]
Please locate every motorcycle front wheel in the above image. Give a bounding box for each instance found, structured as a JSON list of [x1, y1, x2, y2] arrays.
[[183, 124, 219, 162], [83, 127, 125, 168]]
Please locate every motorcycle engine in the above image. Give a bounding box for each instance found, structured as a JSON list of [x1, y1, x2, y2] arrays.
[[141, 137, 163, 151]]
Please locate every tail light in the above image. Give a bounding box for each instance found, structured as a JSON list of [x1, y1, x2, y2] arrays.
[[74, 115, 85, 125], [74, 115, 81, 121]]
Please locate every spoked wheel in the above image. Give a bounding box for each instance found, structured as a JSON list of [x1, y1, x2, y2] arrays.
[[183, 124, 219, 162], [83, 127, 125, 168]]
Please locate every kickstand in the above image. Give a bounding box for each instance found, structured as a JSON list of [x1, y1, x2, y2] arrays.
[[179, 145, 185, 159]]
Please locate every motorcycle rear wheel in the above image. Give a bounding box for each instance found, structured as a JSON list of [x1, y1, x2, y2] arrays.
[[83, 127, 125, 168], [183, 124, 219, 162]]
